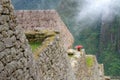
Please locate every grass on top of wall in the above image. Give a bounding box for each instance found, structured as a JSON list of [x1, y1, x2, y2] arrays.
[[86, 56, 94, 67], [29, 42, 42, 52]]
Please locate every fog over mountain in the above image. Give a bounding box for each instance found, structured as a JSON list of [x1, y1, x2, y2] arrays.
[[75, 0, 120, 32]]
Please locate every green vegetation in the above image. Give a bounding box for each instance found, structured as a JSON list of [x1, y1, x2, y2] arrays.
[[86, 56, 94, 67], [29, 42, 42, 52]]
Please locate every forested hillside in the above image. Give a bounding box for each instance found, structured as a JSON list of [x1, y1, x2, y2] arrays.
[[12, 0, 120, 76], [12, 0, 61, 10]]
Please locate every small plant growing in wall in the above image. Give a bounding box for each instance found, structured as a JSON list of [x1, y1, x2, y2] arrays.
[[29, 42, 42, 52], [86, 56, 94, 67]]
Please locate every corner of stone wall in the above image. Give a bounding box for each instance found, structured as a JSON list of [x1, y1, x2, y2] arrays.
[[85, 55, 105, 80], [25, 30, 76, 80], [98, 64, 105, 80], [67, 49, 88, 80], [25, 30, 59, 60], [67, 48, 105, 80], [0, 0, 37, 80]]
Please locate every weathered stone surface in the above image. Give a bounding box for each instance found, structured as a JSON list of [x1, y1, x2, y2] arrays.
[[85, 55, 105, 80], [67, 49, 105, 80], [0, 0, 36, 80], [99, 64, 105, 80], [7, 30, 14, 36], [0, 23, 9, 32], [24, 30, 76, 80], [3, 37, 13, 47], [0, 5, 2, 9], [68, 49, 88, 80], [0, 42, 5, 52], [2, 31, 8, 37], [0, 61, 4, 72], [105, 76, 111, 80], [0, 34, 3, 40], [15, 10, 74, 50]]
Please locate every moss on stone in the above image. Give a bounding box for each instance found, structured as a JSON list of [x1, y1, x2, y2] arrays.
[[25, 30, 59, 59], [34, 36, 55, 59], [29, 42, 42, 52], [86, 56, 94, 67]]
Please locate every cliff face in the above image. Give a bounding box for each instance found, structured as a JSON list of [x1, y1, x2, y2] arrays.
[[15, 10, 74, 50]]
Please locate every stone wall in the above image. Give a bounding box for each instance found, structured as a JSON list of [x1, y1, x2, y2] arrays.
[[0, 0, 37, 80], [85, 55, 105, 80], [0, 0, 75, 80], [67, 49, 105, 80], [31, 30, 75, 80], [68, 49, 88, 80], [25, 30, 59, 43], [15, 10, 74, 50], [99, 64, 105, 80]]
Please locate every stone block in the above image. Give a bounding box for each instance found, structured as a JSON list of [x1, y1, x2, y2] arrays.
[[3, 37, 13, 47], [0, 61, 4, 72], [0, 42, 5, 52]]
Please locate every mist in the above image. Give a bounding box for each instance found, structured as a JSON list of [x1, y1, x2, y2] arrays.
[[76, 0, 120, 30]]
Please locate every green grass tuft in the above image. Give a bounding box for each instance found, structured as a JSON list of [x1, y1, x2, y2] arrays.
[[29, 42, 42, 52], [86, 56, 94, 67]]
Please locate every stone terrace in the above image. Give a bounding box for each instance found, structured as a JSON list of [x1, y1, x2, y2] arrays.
[[15, 10, 74, 50]]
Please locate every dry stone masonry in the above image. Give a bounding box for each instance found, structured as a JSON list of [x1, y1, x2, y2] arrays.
[[85, 55, 104, 80], [31, 30, 75, 80], [15, 10, 74, 50], [0, 0, 37, 80], [67, 49, 105, 80], [0, 0, 107, 80], [69, 49, 88, 80], [0, 0, 75, 80]]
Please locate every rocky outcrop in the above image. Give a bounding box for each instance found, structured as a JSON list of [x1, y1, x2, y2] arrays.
[[15, 10, 74, 50]]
